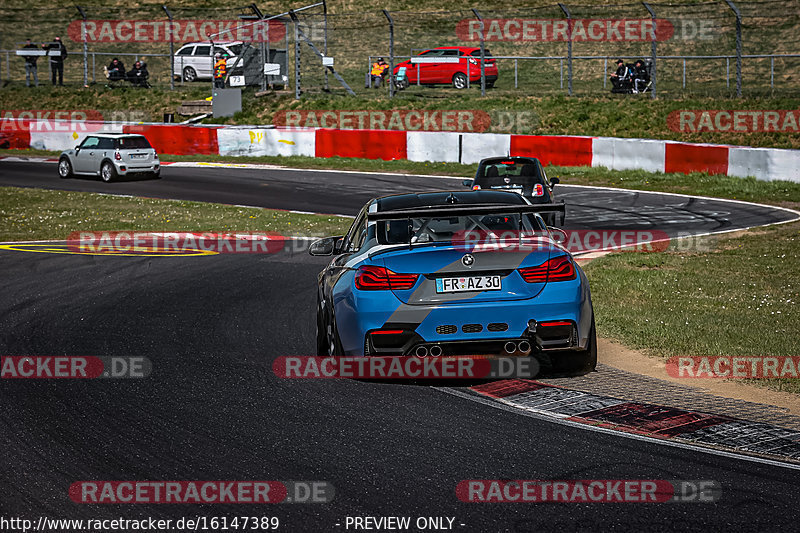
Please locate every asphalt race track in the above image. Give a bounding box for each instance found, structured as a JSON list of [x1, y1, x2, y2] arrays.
[[2, 160, 800, 531], [0, 160, 796, 233]]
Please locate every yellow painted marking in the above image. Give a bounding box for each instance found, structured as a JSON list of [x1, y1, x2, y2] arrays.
[[72, 132, 79, 140], [0, 244, 217, 257], [278, 139, 295, 145]]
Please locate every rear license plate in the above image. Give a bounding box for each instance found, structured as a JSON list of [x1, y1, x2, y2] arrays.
[[436, 275, 501, 293], [130, 154, 147, 159]]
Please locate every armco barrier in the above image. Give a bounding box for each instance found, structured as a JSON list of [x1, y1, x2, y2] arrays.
[[512, 135, 594, 167], [217, 128, 316, 158], [664, 142, 729, 176], [123, 124, 219, 156], [591, 137, 666, 173], [6, 121, 799, 183], [315, 129, 407, 160]]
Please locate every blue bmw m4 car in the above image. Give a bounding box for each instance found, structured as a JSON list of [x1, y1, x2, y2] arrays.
[[309, 190, 596, 373]]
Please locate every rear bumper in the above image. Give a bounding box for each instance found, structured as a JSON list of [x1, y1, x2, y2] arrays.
[[468, 72, 498, 83], [115, 161, 159, 175], [335, 273, 592, 356]]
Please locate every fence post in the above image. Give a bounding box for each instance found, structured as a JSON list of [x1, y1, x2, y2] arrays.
[[514, 58, 518, 88], [292, 13, 301, 99], [247, 4, 267, 91], [470, 9, 486, 96], [770, 56, 774, 88], [558, 3, 572, 96], [724, 0, 742, 97], [76, 6, 88, 87], [322, 0, 328, 91], [642, 2, 657, 98], [163, 5, 174, 90], [383, 9, 394, 98]]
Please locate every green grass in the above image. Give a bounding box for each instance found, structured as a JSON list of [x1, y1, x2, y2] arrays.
[[585, 220, 800, 393], [0, 186, 351, 242], [3, 86, 800, 149]]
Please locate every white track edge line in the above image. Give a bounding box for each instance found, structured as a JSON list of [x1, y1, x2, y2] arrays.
[[437, 386, 800, 472]]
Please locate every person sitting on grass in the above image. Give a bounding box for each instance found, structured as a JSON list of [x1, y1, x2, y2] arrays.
[[609, 58, 631, 93], [106, 57, 126, 82], [127, 60, 149, 88]]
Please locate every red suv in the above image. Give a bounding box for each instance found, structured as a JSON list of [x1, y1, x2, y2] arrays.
[[393, 46, 498, 89]]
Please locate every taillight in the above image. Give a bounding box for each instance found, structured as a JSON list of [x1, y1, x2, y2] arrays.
[[153, 153, 158, 159], [518, 255, 576, 283], [355, 265, 419, 290], [114, 151, 122, 161], [468, 58, 478, 65], [533, 183, 544, 197]]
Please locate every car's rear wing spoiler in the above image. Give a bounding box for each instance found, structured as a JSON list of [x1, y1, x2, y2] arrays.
[[366, 202, 566, 222]]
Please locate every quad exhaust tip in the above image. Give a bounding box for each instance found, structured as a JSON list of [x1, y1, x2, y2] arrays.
[[415, 345, 428, 357], [518, 340, 531, 354], [504, 341, 517, 354], [429, 345, 443, 357]]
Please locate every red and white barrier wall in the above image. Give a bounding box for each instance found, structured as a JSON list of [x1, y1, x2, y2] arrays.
[[12, 121, 800, 182]]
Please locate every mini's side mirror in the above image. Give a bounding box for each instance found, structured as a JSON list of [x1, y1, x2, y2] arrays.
[[308, 236, 342, 256], [550, 177, 560, 187], [462, 179, 472, 187]]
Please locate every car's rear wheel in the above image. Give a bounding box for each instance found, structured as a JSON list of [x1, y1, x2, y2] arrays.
[[315, 294, 328, 356], [183, 66, 197, 82], [100, 161, 117, 183], [58, 157, 73, 179], [326, 318, 344, 357], [486, 80, 495, 89], [452, 72, 468, 89]]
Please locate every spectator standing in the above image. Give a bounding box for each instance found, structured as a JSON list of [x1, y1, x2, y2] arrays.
[[214, 52, 227, 89], [22, 38, 38, 87], [43, 36, 67, 86]]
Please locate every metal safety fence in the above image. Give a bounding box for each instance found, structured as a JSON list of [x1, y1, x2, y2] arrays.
[[0, 0, 798, 98]]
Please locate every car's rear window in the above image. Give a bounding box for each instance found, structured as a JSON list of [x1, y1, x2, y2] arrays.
[[470, 49, 494, 57], [116, 136, 152, 150]]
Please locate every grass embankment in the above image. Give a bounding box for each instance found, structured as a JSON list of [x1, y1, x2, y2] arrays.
[[586, 221, 800, 393], [2, 87, 800, 149], [0, 186, 350, 242]]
